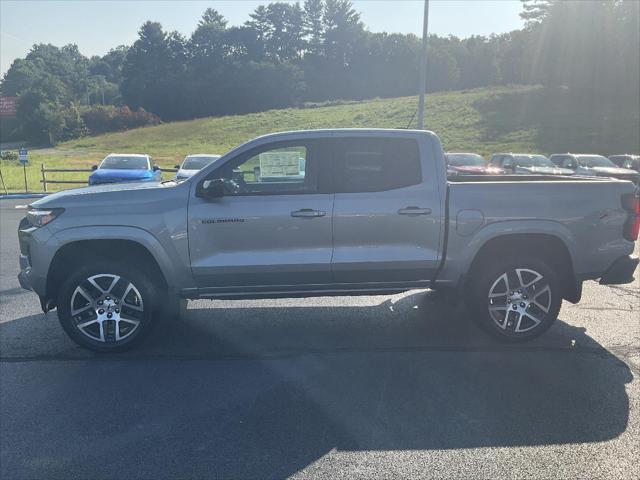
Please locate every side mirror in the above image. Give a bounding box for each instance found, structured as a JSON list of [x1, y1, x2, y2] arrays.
[[198, 178, 225, 199], [174, 164, 180, 169], [153, 165, 160, 171], [92, 165, 98, 171]]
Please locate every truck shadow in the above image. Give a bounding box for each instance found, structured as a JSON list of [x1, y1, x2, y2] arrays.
[[0, 291, 634, 479]]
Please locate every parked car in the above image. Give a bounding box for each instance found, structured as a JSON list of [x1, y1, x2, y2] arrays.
[[89, 154, 161, 185], [174, 154, 221, 181], [490, 153, 574, 176], [609, 155, 640, 173], [445, 152, 503, 176], [18, 129, 639, 351], [550, 154, 640, 184]]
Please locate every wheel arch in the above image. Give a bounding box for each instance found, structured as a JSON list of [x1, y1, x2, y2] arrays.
[[466, 232, 581, 303], [46, 236, 171, 310]]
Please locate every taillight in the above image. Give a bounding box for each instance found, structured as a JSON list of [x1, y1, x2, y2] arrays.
[[622, 193, 640, 241]]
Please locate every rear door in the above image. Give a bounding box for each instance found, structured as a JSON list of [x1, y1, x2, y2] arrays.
[[188, 138, 334, 289], [330, 135, 443, 283]]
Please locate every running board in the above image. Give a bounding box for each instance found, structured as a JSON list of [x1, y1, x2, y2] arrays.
[[181, 282, 431, 300]]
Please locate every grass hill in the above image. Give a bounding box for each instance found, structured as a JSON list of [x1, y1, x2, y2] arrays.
[[1, 85, 638, 192]]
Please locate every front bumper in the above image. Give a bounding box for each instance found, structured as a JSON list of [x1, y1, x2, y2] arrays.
[[599, 255, 639, 285], [18, 254, 33, 291]]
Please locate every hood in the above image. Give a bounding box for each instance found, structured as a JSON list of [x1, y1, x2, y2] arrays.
[[89, 168, 154, 182], [449, 165, 488, 174], [176, 168, 199, 178], [517, 166, 574, 175], [448, 165, 503, 175], [588, 166, 639, 178], [31, 180, 167, 208]]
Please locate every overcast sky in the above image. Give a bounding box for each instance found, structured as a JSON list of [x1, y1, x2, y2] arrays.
[[1, 0, 524, 75]]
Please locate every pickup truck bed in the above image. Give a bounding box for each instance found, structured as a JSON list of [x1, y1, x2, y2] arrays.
[[442, 175, 637, 292]]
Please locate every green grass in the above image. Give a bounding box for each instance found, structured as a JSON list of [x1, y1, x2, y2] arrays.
[[1, 84, 638, 193]]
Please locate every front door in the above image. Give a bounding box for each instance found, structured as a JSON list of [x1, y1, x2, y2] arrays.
[[188, 139, 333, 289]]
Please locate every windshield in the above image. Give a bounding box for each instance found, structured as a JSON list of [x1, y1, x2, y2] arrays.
[[100, 156, 149, 170], [576, 155, 617, 168], [183, 155, 220, 170], [512, 155, 555, 168], [446, 153, 486, 167]]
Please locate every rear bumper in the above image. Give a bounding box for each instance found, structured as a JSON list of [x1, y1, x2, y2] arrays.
[[599, 255, 639, 285]]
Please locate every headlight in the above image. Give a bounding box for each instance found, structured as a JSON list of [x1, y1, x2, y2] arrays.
[[25, 208, 64, 228]]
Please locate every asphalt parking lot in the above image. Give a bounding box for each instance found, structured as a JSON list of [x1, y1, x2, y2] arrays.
[[1, 197, 639, 479]]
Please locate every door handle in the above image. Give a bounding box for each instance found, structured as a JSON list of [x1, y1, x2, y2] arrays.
[[397, 206, 432, 216], [291, 208, 326, 218]]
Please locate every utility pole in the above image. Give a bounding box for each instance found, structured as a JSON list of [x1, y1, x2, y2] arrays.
[[85, 60, 90, 105], [417, 0, 429, 130]]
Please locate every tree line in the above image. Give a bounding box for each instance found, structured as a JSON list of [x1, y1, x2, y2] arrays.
[[1, 0, 638, 145]]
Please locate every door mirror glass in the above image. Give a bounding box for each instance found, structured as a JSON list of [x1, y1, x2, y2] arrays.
[[92, 165, 98, 171]]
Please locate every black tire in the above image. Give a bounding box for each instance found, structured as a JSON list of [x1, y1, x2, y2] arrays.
[[57, 260, 159, 352], [469, 255, 562, 342], [166, 296, 188, 321], [427, 287, 460, 306]]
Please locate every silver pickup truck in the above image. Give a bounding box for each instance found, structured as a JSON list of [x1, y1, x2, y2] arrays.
[[18, 129, 640, 351]]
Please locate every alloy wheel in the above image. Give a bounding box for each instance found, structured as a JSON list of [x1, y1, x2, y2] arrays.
[[487, 268, 552, 333], [69, 273, 144, 343]]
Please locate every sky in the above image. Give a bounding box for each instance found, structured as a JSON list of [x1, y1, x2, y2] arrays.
[[0, 0, 524, 75]]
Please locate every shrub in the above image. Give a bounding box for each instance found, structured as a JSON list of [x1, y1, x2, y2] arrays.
[[81, 105, 161, 135], [0, 150, 18, 161]]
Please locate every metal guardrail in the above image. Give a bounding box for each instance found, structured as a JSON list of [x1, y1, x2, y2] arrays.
[[40, 165, 93, 191], [40, 164, 178, 191]]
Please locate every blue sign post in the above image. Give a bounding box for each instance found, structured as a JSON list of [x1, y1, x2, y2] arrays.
[[19, 148, 28, 164], [19, 148, 29, 192]]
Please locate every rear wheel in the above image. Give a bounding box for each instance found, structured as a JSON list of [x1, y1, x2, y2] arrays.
[[57, 261, 158, 352], [470, 256, 562, 342]]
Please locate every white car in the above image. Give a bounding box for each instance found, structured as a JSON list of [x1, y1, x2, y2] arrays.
[[174, 154, 221, 181]]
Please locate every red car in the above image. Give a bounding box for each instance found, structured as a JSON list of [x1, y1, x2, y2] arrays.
[[446, 152, 503, 176]]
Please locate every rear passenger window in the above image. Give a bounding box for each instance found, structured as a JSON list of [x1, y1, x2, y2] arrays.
[[333, 138, 421, 193]]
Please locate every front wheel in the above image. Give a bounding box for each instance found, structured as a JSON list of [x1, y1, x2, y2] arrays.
[[57, 261, 158, 352], [470, 256, 562, 342]]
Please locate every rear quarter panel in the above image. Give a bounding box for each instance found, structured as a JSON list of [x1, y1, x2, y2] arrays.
[[440, 179, 637, 285]]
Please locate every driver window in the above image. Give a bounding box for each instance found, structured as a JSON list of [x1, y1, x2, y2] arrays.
[[214, 142, 317, 195], [502, 156, 513, 167]]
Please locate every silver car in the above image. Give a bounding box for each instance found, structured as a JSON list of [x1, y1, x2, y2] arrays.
[[550, 153, 640, 184], [174, 154, 221, 181]]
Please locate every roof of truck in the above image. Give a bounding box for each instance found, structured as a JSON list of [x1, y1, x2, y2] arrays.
[[106, 153, 149, 158], [252, 128, 438, 141]]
